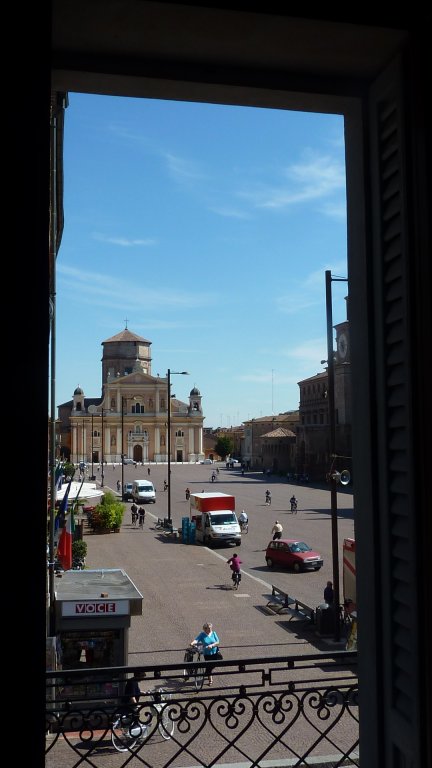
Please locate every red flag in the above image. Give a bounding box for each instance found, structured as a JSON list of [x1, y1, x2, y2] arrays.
[[57, 506, 75, 571]]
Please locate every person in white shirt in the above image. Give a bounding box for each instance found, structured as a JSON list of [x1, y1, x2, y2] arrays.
[[239, 510, 248, 524], [271, 521, 283, 540]]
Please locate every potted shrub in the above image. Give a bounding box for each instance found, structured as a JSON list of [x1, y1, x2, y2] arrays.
[[72, 539, 87, 566], [93, 491, 125, 532]]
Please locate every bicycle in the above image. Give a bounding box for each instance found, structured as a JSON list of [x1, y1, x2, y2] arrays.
[[231, 570, 241, 590], [183, 644, 206, 691], [239, 520, 249, 534], [290, 501, 298, 514], [111, 688, 175, 752]]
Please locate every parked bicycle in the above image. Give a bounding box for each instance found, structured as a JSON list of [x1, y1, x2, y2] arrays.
[[183, 644, 206, 691], [111, 688, 175, 752]]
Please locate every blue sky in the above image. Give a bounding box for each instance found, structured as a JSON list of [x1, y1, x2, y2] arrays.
[[56, 93, 348, 428]]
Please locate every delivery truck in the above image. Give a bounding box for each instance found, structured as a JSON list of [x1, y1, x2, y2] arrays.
[[190, 492, 241, 547]]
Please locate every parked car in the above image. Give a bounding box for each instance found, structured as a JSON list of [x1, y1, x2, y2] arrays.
[[265, 539, 323, 572], [123, 482, 134, 501], [200, 458, 213, 464], [122, 457, 135, 465]]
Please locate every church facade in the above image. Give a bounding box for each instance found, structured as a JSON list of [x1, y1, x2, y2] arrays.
[[57, 328, 205, 465]]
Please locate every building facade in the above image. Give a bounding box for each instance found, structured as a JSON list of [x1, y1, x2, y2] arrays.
[[242, 413, 299, 470], [57, 328, 205, 465], [296, 320, 352, 482]]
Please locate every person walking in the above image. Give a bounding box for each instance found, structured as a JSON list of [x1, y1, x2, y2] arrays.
[[117, 479, 121, 492], [324, 581, 334, 605], [147, 467, 151, 476], [271, 521, 283, 540], [163, 479, 168, 491], [190, 622, 222, 686]]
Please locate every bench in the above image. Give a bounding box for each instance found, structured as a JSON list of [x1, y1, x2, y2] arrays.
[[266, 585, 316, 624]]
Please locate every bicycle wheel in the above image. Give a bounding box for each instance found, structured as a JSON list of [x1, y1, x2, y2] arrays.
[[183, 650, 192, 678], [156, 699, 175, 740], [111, 716, 140, 752], [194, 659, 205, 691]]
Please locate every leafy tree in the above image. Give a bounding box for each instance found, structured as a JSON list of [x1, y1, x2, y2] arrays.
[[215, 436, 234, 459]]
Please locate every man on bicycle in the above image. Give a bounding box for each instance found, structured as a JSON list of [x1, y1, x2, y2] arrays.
[[131, 503, 138, 525], [238, 510, 248, 530], [227, 553, 242, 586], [138, 507, 145, 527], [290, 495, 298, 513]]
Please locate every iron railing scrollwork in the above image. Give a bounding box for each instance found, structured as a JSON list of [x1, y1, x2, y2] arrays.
[[46, 650, 359, 767]]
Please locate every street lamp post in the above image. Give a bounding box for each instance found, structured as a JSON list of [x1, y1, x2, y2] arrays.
[[325, 269, 348, 642], [88, 405, 97, 479], [121, 397, 126, 498], [101, 409, 105, 487], [167, 369, 189, 525]]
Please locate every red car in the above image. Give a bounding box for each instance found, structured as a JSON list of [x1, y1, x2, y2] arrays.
[[265, 538, 323, 572]]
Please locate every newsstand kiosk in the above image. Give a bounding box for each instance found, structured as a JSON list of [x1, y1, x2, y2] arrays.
[[52, 568, 143, 704]]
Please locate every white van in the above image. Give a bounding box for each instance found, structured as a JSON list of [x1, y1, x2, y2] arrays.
[[131, 479, 156, 503]]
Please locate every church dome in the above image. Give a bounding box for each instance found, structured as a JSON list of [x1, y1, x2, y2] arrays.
[[74, 385, 84, 395], [190, 387, 200, 396]]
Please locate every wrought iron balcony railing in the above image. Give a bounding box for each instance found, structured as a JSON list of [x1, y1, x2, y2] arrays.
[[46, 649, 358, 767]]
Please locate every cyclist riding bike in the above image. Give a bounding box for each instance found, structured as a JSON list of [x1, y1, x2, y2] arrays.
[[238, 510, 248, 532], [227, 553, 242, 588], [290, 495, 298, 513]]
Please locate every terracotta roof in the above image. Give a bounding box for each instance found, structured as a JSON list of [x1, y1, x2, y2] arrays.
[[244, 412, 299, 424], [261, 427, 296, 439], [103, 329, 152, 344]]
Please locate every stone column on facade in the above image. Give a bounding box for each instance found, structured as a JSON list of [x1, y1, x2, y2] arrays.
[[188, 426, 195, 456], [197, 426, 203, 455]]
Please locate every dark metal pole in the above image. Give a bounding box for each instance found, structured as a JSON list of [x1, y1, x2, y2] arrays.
[[101, 410, 105, 487], [326, 270, 341, 641], [91, 414, 94, 477], [167, 369, 171, 524], [121, 398, 125, 497]]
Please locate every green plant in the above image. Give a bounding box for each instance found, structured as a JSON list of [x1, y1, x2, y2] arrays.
[[63, 461, 76, 479], [214, 435, 234, 459], [72, 539, 87, 559], [94, 491, 125, 530]]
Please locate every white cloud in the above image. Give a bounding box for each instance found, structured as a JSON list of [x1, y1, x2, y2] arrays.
[[92, 233, 157, 247], [237, 150, 345, 213], [57, 264, 216, 309]]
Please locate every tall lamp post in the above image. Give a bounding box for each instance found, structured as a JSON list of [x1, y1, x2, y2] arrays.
[[101, 409, 105, 487], [167, 369, 189, 525], [325, 269, 348, 642], [121, 397, 126, 498], [88, 405, 97, 479]]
